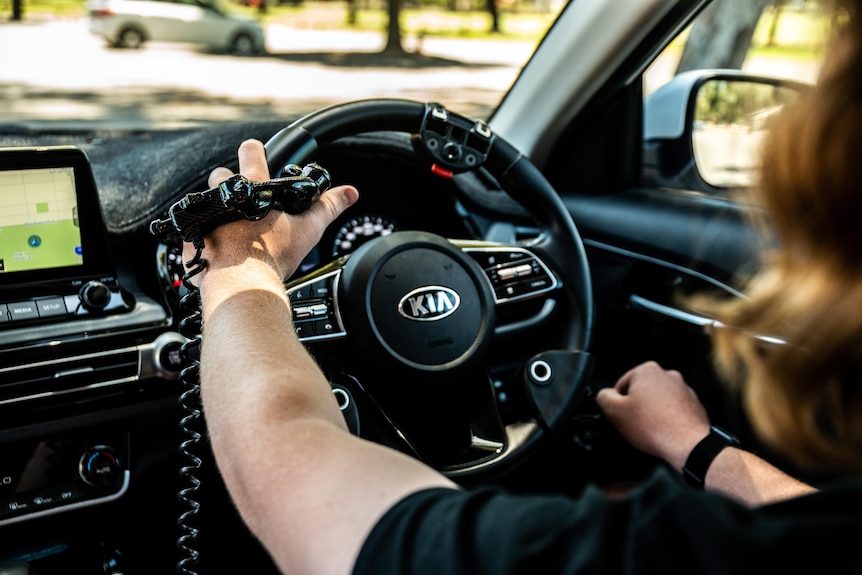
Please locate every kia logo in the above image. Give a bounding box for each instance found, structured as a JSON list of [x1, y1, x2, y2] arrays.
[[398, 286, 461, 322]]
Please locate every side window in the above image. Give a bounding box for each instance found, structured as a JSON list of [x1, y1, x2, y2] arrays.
[[642, 0, 833, 193]]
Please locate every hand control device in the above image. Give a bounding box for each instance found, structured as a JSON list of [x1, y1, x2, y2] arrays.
[[149, 163, 331, 248]]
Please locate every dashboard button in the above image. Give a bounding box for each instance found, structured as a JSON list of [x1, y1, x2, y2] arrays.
[[35, 298, 68, 318], [0, 304, 8, 323], [8, 301, 39, 321], [4, 497, 31, 516], [30, 489, 58, 510], [56, 485, 81, 504]]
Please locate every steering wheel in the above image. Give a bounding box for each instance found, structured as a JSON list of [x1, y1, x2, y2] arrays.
[[265, 99, 594, 481]]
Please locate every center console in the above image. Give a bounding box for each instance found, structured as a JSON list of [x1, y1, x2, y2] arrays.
[[0, 146, 180, 536]]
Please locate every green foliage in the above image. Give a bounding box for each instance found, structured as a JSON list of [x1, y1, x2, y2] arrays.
[[695, 79, 800, 125], [1, 0, 88, 18]]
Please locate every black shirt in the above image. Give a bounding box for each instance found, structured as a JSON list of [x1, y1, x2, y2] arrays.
[[353, 468, 862, 574]]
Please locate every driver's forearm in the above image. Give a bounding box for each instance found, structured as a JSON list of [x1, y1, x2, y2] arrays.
[[703, 447, 818, 506], [194, 257, 457, 575], [197, 258, 347, 432]]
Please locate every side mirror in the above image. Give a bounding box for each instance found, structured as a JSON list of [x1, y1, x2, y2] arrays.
[[643, 70, 809, 191]]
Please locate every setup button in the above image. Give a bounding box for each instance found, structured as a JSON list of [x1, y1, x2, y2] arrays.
[[36, 298, 68, 318]]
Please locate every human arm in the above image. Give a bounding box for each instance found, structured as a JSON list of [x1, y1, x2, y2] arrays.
[[595, 361, 817, 506], [186, 139, 457, 575]]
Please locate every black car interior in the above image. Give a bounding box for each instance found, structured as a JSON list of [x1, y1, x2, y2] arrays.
[[0, 3, 813, 570]]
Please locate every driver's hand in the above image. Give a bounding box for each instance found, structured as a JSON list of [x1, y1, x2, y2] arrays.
[[596, 361, 711, 472], [182, 139, 358, 283]]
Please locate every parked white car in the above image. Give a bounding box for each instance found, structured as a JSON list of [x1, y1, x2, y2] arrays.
[[88, 0, 266, 55]]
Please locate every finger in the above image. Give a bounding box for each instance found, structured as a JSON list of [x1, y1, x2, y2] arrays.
[[304, 184, 359, 232], [614, 369, 634, 395], [595, 386, 622, 414], [208, 166, 235, 188], [237, 139, 270, 182]]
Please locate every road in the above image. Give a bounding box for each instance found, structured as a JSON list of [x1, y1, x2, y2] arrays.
[[0, 19, 535, 129]]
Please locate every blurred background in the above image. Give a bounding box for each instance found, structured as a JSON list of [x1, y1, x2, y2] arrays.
[[0, 0, 836, 129]]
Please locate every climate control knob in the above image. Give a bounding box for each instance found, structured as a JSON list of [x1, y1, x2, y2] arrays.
[[78, 445, 122, 487]]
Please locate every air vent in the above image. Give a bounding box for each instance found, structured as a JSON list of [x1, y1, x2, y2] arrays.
[[0, 348, 140, 406]]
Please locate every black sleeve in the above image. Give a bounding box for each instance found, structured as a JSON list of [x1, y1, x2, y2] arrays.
[[352, 468, 862, 575]]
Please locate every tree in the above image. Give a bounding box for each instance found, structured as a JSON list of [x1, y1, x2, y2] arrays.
[[346, 0, 358, 26], [12, 0, 23, 21], [676, 0, 771, 74], [487, 0, 500, 34], [383, 0, 405, 53], [766, 0, 789, 47]]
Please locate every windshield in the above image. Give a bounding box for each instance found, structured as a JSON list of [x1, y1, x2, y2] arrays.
[[0, 0, 566, 131]]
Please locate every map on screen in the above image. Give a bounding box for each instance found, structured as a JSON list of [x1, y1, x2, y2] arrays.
[[0, 167, 83, 274]]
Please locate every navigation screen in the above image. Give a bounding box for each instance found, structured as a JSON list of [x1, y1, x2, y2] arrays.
[[0, 167, 84, 274]]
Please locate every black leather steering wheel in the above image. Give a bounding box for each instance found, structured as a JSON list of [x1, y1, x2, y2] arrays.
[[265, 99, 594, 481]]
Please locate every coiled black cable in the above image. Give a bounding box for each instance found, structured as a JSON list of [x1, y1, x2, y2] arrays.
[[176, 246, 207, 575]]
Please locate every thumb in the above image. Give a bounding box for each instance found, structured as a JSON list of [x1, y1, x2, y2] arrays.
[[307, 184, 359, 230], [595, 386, 622, 415]]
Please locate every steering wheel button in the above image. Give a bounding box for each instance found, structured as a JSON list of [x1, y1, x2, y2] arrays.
[[503, 251, 528, 263], [311, 304, 328, 317], [310, 279, 331, 298], [288, 285, 311, 302], [312, 320, 337, 335], [293, 306, 314, 320]]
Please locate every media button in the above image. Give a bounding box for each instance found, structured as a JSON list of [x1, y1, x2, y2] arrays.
[[8, 301, 39, 322]]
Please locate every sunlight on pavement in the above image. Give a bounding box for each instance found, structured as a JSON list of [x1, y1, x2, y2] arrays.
[[0, 19, 529, 128]]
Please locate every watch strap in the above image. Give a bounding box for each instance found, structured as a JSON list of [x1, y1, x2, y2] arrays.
[[682, 425, 740, 489]]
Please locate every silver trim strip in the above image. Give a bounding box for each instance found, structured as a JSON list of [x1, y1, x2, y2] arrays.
[[628, 294, 787, 346], [629, 294, 713, 327], [584, 238, 748, 299]]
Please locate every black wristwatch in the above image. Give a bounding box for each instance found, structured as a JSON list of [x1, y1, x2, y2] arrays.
[[682, 425, 741, 489]]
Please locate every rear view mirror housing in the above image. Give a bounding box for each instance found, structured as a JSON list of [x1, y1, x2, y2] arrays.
[[643, 70, 809, 192]]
